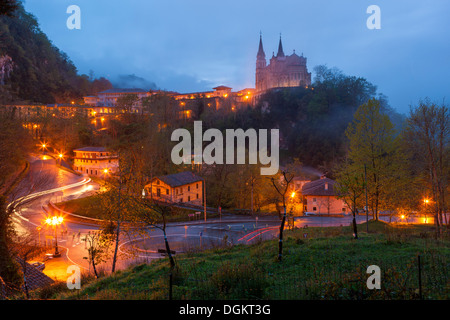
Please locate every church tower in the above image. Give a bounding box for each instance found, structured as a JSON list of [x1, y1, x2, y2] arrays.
[[255, 33, 266, 92], [276, 35, 285, 58], [255, 33, 311, 94]]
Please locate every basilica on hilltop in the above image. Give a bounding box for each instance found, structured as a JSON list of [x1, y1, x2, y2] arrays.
[[255, 34, 311, 93]]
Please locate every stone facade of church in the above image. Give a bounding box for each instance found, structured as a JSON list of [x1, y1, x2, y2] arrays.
[[255, 35, 311, 93]]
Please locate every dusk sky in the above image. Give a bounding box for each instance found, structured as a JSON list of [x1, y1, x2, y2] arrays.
[[23, 0, 450, 115]]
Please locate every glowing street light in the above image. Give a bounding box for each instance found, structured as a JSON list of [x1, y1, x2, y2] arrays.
[[57, 152, 65, 166], [291, 191, 296, 198], [40, 142, 48, 154], [45, 215, 64, 257]]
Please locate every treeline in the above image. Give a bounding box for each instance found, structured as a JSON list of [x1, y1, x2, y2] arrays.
[[0, 1, 112, 104], [335, 98, 449, 238], [192, 65, 403, 171]]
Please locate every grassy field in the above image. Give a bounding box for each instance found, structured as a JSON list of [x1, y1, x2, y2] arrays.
[[40, 220, 449, 300], [55, 195, 220, 223]]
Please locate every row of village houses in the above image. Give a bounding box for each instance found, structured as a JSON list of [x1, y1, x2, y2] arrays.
[[73, 146, 349, 215], [5, 86, 257, 121]]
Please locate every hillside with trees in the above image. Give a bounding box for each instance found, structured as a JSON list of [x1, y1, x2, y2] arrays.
[[0, 0, 112, 104]]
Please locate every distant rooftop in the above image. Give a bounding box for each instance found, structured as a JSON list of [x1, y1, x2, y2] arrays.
[[99, 88, 147, 94], [153, 171, 203, 187], [213, 85, 232, 91], [73, 146, 107, 152], [302, 177, 337, 196]]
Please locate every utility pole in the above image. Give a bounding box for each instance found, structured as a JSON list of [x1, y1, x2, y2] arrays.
[[203, 179, 206, 222], [365, 164, 369, 232], [251, 174, 254, 214]]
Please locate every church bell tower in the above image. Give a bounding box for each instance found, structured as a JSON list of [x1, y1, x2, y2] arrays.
[[256, 33, 266, 92]]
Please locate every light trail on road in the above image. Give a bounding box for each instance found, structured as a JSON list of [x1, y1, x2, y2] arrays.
[[8, 178, 91, 226]]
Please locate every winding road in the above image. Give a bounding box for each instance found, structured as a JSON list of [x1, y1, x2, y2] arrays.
[[11, 154, 439, 281]]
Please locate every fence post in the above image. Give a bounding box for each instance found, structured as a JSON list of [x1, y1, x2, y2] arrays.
[[418, 255, 422, 300], [169, 272, 173, 300], [0, 276, 6, 300]]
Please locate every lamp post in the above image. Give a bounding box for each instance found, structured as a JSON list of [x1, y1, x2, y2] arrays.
[[423, 198, 430, 223], [41, 143, 47, 155], [45, 216, 64, 257]]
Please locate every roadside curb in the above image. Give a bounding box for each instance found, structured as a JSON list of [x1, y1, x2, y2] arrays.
[[48, 201, 103, 226], [2, 160, 30, 197]]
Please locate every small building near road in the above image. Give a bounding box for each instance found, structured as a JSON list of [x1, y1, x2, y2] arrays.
[[145, 171, 204, 206], [301, 176, 348, 215], [73, 147, 119, 178]]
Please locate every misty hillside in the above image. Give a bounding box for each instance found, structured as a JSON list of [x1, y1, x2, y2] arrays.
[[200, 65, 405, 170]]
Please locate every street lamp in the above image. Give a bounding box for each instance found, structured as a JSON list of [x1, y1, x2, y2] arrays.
[[423, 198, 430, 223], [45, 216, 64, 257], [40, 142, 48, 154]]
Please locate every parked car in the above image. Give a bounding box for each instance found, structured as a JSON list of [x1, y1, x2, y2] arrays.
[[31, 261, 45, 271]]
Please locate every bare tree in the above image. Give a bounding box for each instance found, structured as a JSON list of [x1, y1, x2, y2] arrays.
[[335, 160, 365, 239], [83, 228, 114, 279], [131, 197, 176, 269], [271, 171, 295, 262]]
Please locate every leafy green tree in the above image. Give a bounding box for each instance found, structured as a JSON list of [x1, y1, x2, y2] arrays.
[[405, 100, 449, 233], [335, 160, 365, 239], [344, 98, 397, 220], [0, 0, 17, 17]]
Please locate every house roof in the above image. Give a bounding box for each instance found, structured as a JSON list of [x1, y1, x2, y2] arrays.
[[15, 258, 54, 291], [302, 177, 337, 196], [153, 171, 203, 188], [213, 85, 232, 91], [73, 146, 107, 152]]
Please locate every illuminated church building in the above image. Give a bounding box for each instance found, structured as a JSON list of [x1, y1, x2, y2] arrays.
[[255, 35, 311, 94], [79, 34, 312, 115]]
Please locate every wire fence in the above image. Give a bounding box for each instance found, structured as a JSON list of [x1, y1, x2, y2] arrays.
[[166, 252, 449, 300]]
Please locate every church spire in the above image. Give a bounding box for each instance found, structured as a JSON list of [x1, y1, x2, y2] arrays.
[[277, 34, 285, 58], [257, 32, 265, 59]]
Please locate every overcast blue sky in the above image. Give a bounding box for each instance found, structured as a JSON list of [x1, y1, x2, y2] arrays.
[[23, 0, 450, 114]]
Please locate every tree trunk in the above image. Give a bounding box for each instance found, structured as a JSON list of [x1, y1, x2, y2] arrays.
[[352, 203, 358, 239], [352, 213, 358, 239], [111, 181, 122, 273], [92, 257, 99, 279], [111, 219, 120, 273], [163, 230, 175, 269], [278, 203, 286, 262]]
